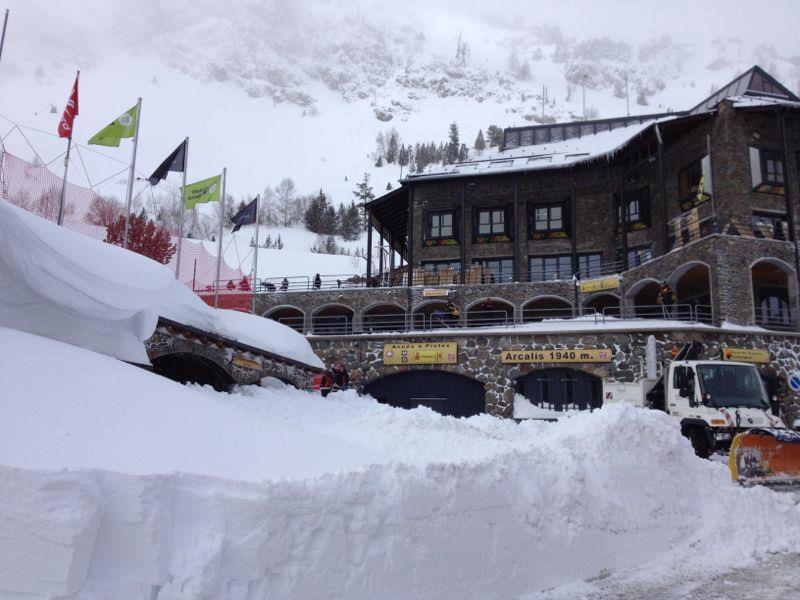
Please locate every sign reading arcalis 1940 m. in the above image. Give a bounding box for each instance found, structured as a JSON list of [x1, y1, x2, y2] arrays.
[[501, 348, 613, 364], [383, 342, 458, 365]]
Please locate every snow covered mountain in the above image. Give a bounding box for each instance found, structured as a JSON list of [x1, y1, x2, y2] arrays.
[[1, 0, 799, 218]]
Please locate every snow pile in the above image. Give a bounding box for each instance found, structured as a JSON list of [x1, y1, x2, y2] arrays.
[[0, 199, 322, 368], [2, 329, 799, 598]]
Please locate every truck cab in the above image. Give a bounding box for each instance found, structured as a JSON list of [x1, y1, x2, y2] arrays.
[[664, 360, 784, 457]]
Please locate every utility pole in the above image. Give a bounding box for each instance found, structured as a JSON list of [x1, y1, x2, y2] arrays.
[[582, 74, 587, 120], [625, 73, 630, 117]]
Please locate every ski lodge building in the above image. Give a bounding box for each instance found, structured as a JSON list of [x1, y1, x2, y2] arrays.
[[257, 66, 800, 419]]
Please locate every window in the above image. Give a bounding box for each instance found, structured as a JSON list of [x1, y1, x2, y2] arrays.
[[614, 188, 650, 230], [752, 211, 787, 240], [422, 260, 461, 273], [429, 211, 453, 238], [473, 257, 514, 283], [578, 253, 603, 279], [749, 147, 785, 193], [529, 254, 571, 282], [678, 155, 712, 211], [473, 205, 512, 242], [529, 201, 568, 239], [615, 246, 652, 269]]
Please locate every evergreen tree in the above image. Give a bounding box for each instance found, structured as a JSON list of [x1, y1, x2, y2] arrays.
[[352, 173, 375, 229], [386, 128, 399, 163], [446, 122, 460, 164], [474, 129, 486, 152], [386, 181, 393, 190], [458, 143, 469, 162], [487, 125, 504, 147], [398, 144, 409, 176], [276, 234, 283, 250], [375, 155, 384, 168]]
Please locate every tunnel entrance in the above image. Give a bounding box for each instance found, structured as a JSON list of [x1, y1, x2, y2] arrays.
[[364, 371, 485, 418], [150, 353, 235, 392]]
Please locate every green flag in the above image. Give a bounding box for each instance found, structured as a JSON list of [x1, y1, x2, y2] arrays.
[[88, 104, 138, 147], [183, 174, 222, 209]]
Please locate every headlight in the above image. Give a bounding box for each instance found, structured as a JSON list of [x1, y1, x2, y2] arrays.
[[714, 431, 732, 440]]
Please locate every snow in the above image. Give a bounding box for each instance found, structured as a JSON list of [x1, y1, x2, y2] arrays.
[[0, 198, 323, 368], [2, 327, 800, 597], [513, 393, 565, 420]]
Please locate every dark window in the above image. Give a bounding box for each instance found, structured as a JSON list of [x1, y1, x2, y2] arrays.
[[427, 211, 455, 239], [750, 147, 785, 192], [578, 253, 603, 279], [477, 208, 506, 235], [678, 160, 701, 200], [752, 212, 787, 240], [422, 260, 461, 273], [761, 150, 784, 185], [473, 257, 514, 283], [614, 188, 650, 229], [678, 156, 712, 211], [530, 254, 571, 282], [534, 203, 564, 232], [615, 246, 652, 269], [672, 366, 694, 391]]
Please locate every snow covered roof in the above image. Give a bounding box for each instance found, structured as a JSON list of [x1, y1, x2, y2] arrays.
[[0, 198, 323, 369], [408, 117, 671, 181]]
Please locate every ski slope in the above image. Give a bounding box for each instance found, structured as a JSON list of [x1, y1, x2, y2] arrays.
[[1, 327, 799, 598]]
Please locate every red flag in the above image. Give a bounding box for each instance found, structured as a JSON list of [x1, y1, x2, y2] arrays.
[[58, 72, 79, 139]]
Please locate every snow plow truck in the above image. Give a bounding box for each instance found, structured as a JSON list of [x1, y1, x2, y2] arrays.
[[645, 342, 800, 486]]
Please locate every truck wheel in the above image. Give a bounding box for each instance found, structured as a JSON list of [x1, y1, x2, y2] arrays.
[[688, 428, 711, 459]]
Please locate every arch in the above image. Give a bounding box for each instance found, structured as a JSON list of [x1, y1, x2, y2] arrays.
[[363, 302, 407, 333], [151, 352, 235, 392], [465, 297, 514, 327], [522, 296, 573, 322], [264, 305, 305, 332], [311, 304, 354, 335], [515, 368, 602, 414], [624, 278, 662, 318], [750, 258, 798, 330], [582, 292, 621, 318], [669, 261, 712, 322], [364, 370, 485, 418], [412, 300, 457, 330]]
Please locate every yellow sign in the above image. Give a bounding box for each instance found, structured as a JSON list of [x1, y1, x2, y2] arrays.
[[232, 355, 262, 370], [422, 288, 450, 298], [501, 348, 613, 364], [721, 348, 770, 364], [383, 342, 458, 365], [579, 274, 620, 294]]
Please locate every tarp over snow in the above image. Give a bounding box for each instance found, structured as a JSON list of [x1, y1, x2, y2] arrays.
[[0, 198, 323, 368]]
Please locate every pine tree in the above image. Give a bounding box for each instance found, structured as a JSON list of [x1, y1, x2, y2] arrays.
[[458, 143, 469, 162], [352, 173, 375, 230], [386, 128, 399, 163], [398, 144, 409, 177], [487, 125, 504, 147], [474, 129, 486, 152], [276, 234, 283, 250], [446, 123, 460, 164], [386, 181, 393, 190], [375, 155, 384, 168]]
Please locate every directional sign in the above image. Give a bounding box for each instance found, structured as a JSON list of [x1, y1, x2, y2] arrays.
[[789, 373, 800, 393]]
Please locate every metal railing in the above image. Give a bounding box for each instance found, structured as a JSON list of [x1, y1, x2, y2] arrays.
[[522, 306, 585, 322], [362, 313, 407, 333], [464, 310, 514, 328], [754, 308, 797, 331], [603, 304, 713, 324]]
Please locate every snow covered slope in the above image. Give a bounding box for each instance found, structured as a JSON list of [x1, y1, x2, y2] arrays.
[[1, 328, 799, 598]]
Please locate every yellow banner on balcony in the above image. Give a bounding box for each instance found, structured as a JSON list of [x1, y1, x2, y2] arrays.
[[501, 348, 613, 364], [721, 347, 770, 364], [383, 342, 458, 365], [579, 274, 620, 294]]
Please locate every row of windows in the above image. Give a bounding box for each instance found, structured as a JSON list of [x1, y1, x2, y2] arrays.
[[422, 246, 652, 282]]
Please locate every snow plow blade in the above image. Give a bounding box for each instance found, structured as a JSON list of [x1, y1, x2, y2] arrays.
[[729, 428, 800, 486]]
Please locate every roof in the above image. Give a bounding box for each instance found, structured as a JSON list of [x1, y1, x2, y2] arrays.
[[688, 65, 799, 115]]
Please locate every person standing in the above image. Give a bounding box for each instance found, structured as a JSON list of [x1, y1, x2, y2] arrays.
[[657, 281, 676, 319], [313, 273, 322, 290]]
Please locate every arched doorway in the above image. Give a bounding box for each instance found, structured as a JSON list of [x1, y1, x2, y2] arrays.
[[365, 371, 485, 418], [151, 353, 235, 392], [626, 279, 661, 318], [751, 259, 797, 329], [264, 306, 305, 333], [671, 262, 712, 322], [515, 368, 602, 413], [363, 303, 406, 333], [412, 301, 457, 330], [311, 304, 354, 335], [582, 293, 621, 318], [522, 297, 573, 322], [466, 298, 514, 327]]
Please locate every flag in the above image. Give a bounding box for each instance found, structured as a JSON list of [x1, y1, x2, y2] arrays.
[[88, 104, 138, 147], [58, 74, 79, 139], [696, 170, 706, 203], [148, 140, 186, 185], [183, 174, 221, 209], [231, 197, 258, 232]]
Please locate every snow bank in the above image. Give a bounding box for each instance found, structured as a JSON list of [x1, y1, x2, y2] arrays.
[[0, 199, 322, 368], [2, 330, 800, 598]]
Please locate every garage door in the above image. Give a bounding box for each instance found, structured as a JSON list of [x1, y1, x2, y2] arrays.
[[515, 368, 602, 412], [364, 371, 485, 418]]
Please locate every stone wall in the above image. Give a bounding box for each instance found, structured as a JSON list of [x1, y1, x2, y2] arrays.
[[309, 326, 800, 421]]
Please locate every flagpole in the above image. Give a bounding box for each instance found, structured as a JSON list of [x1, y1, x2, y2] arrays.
[[251, 193, 261, 314], [175, 136, 189, 280], [122, 97, 142, 249], [214, 167, 227, 308], [0, 10, 9, 68], [57, 70, 78, 226]]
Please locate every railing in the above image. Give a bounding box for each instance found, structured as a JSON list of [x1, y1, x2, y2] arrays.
[[464, 310, 514, 328], [362, 313, 407, 333], [754, 308, 797, 331], [603, 304, 713, 324], [522, 306, 585, 322], [310, 315, 353, 335]]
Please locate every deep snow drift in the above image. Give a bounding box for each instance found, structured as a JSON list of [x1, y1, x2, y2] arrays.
[[0, 198, 322, 368], [1, 328, 800, 598]]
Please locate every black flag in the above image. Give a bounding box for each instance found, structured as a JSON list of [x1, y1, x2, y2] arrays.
[[148, 140, 186, 185], [231, 197, 258, 232]]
